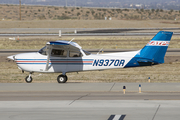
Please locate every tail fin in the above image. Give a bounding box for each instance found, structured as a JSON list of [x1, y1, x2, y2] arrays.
[[125, 31, 173, 67]]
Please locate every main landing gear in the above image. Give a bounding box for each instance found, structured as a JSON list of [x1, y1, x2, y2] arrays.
[[25, 73, 68, 83], [57, 74, 68, 83]]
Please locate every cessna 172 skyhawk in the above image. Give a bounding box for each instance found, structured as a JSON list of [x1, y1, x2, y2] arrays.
[[8, 31, 173, 83]]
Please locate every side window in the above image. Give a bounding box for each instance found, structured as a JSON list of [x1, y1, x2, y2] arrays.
[[51, 49, 67, 57], [69, 51, 82, 57]]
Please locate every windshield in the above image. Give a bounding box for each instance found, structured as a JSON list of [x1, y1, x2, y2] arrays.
[[38, 46, 47, 55]]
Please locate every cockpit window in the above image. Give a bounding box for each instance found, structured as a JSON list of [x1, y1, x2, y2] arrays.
[[83, 50, 91, 55], [51, 49, 67, 57], [69, 51, 82, 57], [39, 46, 47, 55]]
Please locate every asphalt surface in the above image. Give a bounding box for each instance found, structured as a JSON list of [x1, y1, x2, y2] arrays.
[[0, 28, 180, 36], [0, 100, 180, 120], [0, 83, 180, 120], [1, 32, 180, 36], [0, 83, 180, 101], [0, 28, 179, 34], [1, 83, 180, 93]]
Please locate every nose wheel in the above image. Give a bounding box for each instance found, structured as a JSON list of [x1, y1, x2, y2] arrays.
[[57, 74, 67, 83], [25, 73, 33, 83]]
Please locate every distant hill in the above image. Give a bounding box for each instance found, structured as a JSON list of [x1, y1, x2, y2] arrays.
[[1, 0, 180, 10], [0, 4, 180, 21]]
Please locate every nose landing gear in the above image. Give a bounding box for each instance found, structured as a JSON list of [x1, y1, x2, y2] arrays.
[[25, 72, 33, 83]]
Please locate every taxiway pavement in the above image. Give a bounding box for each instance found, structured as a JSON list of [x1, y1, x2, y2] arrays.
[[0, 83, 180, 120], [1, 83, 180, 93]]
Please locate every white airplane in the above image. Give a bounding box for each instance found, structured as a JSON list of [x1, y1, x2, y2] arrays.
[[8, 31, 173, 83]]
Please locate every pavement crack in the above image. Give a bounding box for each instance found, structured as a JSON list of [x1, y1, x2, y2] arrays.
[[109, 83, 115, 92], [152, 104, 160, 120], [69, 93, 90, 105]]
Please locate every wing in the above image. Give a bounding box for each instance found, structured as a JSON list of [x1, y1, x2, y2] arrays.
[[46, 40, 82, 51]]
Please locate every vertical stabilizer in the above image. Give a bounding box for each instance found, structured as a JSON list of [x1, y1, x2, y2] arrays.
[[125, 31, 173, 67]]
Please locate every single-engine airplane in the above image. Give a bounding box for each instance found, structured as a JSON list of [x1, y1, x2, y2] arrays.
[[8, 31, 173, 83]]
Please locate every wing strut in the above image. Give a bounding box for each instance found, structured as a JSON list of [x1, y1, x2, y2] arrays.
[[45, 47, 51, 71]]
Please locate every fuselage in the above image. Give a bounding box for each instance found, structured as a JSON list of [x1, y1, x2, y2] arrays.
[[13, 50, 140, 73]]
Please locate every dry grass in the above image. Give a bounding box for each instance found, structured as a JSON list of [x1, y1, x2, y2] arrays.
[[0, 35, 180, 49], [0, 20, 180, 28]]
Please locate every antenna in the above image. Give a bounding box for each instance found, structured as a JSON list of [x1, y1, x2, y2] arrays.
[[68, 38, 75, 43], [97, 48, 103, 55]]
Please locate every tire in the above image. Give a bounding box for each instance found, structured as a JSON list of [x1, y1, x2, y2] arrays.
[[25, 76, 33, 83], [57, 75, 67, 83]]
